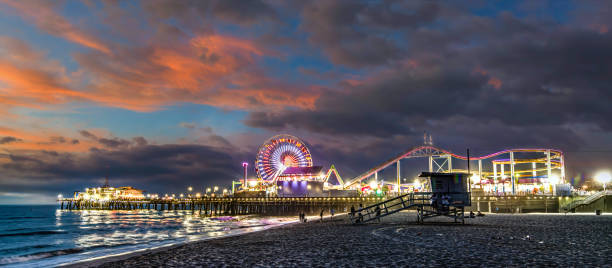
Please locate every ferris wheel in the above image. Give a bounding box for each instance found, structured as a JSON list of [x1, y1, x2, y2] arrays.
[[255, 134, 313, 181]]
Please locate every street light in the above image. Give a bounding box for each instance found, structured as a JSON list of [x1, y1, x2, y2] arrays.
[[188, 186, 193, 192], [57, 194, 63, 199], [595, 171, 611, 191], [214, 186, 219, 192], [206, 187, 211, 194]]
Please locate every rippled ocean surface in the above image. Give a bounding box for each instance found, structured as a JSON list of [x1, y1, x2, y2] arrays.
[[0, 205, 295, 267]]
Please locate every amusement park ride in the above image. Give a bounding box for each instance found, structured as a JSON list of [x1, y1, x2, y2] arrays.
[[238, 134, 567, 197]]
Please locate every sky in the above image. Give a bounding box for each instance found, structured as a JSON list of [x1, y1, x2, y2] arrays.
[[1, 0, 611, 204]]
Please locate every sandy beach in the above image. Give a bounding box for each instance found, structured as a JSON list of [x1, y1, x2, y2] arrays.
[[69, 212, 612, 267]]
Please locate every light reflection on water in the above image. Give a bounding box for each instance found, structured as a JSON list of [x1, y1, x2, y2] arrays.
[[0, 206, 294, 267]]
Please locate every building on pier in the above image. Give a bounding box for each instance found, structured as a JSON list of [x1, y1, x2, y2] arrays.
[[74, 181, 145, 200]]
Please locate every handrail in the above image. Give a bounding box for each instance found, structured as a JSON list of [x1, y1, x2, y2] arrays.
[[563, 191, 607, 211]]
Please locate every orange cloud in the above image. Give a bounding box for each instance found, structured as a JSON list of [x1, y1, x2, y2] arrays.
[[473, 67, 502, 89], [71, 34, 317, 111], [0, 1, 111, 54], [0, 126, 93, 153], [0, 1, 318, 113], [487, 77, 502, 89]]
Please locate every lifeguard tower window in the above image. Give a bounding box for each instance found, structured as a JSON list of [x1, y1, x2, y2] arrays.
[[419, 172, 471, 206]]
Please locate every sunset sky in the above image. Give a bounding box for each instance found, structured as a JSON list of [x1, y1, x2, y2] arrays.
[[1, 0, 611, 203]]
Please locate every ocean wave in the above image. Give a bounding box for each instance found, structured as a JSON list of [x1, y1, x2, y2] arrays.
[[0, 230, 66, 237], [0, 244, 54, 255], [0, 248, 83, 265], [0, 216, 47, 220]]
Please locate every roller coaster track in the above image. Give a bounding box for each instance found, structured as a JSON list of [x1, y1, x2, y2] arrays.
[[343, 145, 564, 189]]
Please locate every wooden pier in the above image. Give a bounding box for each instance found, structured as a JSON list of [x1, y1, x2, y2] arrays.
[[57, 197, 383, 216]]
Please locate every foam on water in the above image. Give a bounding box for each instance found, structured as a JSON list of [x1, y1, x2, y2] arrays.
[[0, 205, 295, 267]]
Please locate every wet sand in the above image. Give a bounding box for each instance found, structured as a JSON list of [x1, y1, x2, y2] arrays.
[[76, 212, 611, 267]]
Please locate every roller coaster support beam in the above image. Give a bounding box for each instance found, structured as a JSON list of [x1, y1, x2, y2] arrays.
[[478, 160, 482, 179], [546, 150, 552, 182], [429, 156, 433, 172], [510, 151, 515, 195], [493, 163, 497, 184], [501, 164, 505, 193], [447, 155, 452, 172], [396, 160, 400, 193], [560, 155, 565, 183]]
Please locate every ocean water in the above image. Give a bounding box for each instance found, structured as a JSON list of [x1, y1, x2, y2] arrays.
[[0, 205, 295, 267]]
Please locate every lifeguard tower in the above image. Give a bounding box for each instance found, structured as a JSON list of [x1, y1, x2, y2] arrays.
[[349, 172, 471, 224], [416, 172, 471, 223]]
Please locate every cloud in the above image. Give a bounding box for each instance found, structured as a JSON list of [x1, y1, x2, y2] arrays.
[[0, 143, 249, 197], [78, 130, 147, 149], [0, 4, 316, 113], [141, 0, 278, 26], [300, 0, 439, 67], [69, 33, 317, 111], [79, 130, 98, 140], [179, 122, 196, 129], [0, 136, 22, 144], [97, 138, 131, 148], [1, 1, 111, 54]]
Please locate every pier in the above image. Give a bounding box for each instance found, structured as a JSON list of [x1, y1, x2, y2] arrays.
[[57, 197, 383, 216]]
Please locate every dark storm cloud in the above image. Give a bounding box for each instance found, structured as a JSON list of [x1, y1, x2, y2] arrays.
[[0, 143, 248, 195], [300, 0, 440, 67], [141, 0, 277, 26], [248, 3, 612, 137], [132, 136, 148, 146], [79, 130, 97, 140], [0, 136, 22, 144], [77, 130, 148, 149], [97, 137, 131, 148]]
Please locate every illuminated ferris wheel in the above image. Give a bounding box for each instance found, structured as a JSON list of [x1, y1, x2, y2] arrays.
[[255, 134, 313, 181]]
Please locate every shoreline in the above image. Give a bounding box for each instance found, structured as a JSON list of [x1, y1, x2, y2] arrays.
[[63, 214, 339, 267]]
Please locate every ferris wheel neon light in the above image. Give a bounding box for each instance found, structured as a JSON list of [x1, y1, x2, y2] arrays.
[[255, 134, 313, 182]]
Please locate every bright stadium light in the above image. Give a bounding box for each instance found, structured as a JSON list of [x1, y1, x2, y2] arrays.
[[595, 171, 611, 191]]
